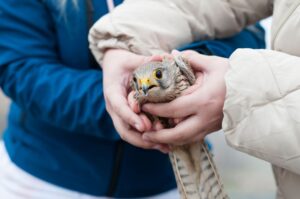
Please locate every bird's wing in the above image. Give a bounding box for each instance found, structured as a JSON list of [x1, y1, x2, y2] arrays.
[[174, 56, 196, 85]]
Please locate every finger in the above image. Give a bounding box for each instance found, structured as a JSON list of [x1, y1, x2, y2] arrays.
[[140, 113, 152, 132], [126, 53, 164, 71], [174, 118, 184, 124], [180, 50, 212, 72], [195, 72, 203, 78], [143, 116, 203, 145], [180, 81, 201, 96], [142, 95, 197, 118], [153, 120, 164, 131], [128, 91, 140, 113], [112, 112, 170, 151], [181, 75, 203, 96], [110, 92, 144, 132], [161, 53, 173, 60], [171, 49, 181, 56], [144, 54, 163, 63], [180, 50, 205, 59], [181, 85, 198, 96], [111, 113, 155, 149], [152, 144, 171, 154]]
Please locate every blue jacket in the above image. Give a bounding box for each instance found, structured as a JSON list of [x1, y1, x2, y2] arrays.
[[0, 0, 265, 197]]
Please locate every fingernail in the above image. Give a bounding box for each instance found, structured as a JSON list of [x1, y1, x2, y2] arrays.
[[171, 49, 180, 55], [153, 145, 169, 154], [153, 145, 163, 152], [174, 118, 180, 124], [135, 123, 142, 131], [141, 105, 148, 112], [161, 149, 169, 154], [154, 123, 163, 131]]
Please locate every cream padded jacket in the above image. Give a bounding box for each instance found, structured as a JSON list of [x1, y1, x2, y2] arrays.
[[89, 0, 300, 198]]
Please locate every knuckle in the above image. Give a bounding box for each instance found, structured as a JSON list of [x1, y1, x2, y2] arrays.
[[110, 100, 119, 111], [106, 107, 113, 115], [120, 107, 133, 123], [104, 95, 111, 107], [104, 88, 113, 98], [140, 143, 153, 150], [119, 132, 128, 141], [116, 106, 128, 120], [150, 136, 158, 143], [127, 118, 136, 127], [147, 135, 159, 144]]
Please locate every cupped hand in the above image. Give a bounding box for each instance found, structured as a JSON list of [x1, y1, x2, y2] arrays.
[[141, 50, 230, 145], [127, 90, 170, 153], [102, 49, 169, 152]]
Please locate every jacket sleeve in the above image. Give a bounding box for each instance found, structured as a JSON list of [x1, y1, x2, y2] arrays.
[[0, 0, 118, 140], [223, 49, 300, 175], [89, 0, 272, 62]]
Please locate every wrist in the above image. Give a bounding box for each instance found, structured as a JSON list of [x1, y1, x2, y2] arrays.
[[102, 48, 124, 69], [221, 59, 230, 108]]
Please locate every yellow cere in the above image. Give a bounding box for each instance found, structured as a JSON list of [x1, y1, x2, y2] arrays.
[[140, 78, 151, 86]]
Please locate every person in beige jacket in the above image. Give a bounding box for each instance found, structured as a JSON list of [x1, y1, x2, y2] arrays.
[[89, 0, 300, 198]]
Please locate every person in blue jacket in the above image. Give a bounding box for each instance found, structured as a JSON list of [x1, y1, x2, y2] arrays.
[[0, 0, 265, 198]]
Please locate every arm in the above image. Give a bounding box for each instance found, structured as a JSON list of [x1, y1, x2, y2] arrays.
[[224, 49, 300, 175], [89, 0, 272, 61], [141, 49, 300, 175], [0, 0, 117, 139]]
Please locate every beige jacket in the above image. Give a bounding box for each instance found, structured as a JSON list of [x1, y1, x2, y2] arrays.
[[89, 0, 300, 198]]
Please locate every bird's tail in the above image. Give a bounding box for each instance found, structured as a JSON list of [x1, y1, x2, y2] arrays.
[[169, 142, 229, 199]]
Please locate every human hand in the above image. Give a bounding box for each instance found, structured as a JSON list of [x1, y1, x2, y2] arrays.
[[102, 49, 168, 151], [141, 50, 229, 145], [127, 91, 170, 153]]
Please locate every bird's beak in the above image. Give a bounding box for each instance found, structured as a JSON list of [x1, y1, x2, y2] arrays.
[[140, 78, 151, 95], [142, 85, 149, 95]]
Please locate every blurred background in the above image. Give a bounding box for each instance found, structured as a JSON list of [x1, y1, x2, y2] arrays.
[[0, 18, 275, 198]]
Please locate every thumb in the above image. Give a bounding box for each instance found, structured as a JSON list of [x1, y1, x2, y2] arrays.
[[147, 54, 163, 62], [180, 50, 212, 72], [181, 72, 204, 95], [171, 49, 181, 56]]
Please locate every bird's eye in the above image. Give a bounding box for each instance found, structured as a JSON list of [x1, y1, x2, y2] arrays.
[[133, 76, 137, 83], [154, 69, 163, 79]]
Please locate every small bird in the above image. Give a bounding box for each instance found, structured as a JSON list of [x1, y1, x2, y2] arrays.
[[132, 56, 229, 199]]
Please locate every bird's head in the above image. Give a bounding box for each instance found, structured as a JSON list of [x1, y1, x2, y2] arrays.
[[132, 60, 177, 102]]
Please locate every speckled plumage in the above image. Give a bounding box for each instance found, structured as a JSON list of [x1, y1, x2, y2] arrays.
[[132, 56, 229, 199]]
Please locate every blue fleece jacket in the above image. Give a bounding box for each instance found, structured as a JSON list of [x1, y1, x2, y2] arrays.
[[0, 0, 265, 197]]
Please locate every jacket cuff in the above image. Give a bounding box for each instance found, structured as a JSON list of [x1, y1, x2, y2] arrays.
[[88, 15, 164, 65], [222, 48, 282, 148]]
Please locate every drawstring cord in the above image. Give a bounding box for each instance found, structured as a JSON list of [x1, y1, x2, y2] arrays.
[[106, 0, 115, 12]]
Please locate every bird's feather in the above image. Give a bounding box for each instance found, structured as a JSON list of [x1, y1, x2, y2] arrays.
[[132, 56, 229, 199]]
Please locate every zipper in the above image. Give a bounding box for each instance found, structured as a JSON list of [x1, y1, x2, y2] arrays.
[[85, 0, 99, 70], [107, 140, 124, 197], [85, 1, 124, 196], [106, 0, 115, 12]]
